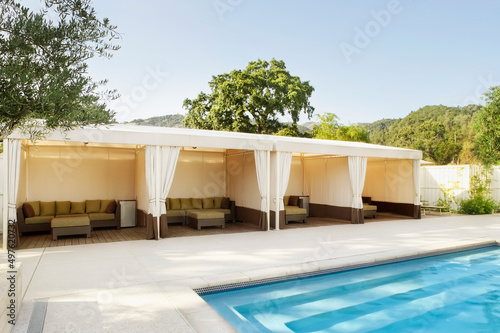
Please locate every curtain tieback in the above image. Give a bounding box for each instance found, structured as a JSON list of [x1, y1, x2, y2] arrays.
[[149, 199, 156, 203]]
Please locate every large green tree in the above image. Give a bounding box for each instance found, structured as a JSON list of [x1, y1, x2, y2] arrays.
[[183, 59, 315, 134], [313, 113, 370, 143], [474, 86, 500, 166], [0, 0, 120, 140]]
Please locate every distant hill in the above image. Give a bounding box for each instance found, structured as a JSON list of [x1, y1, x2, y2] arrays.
[[126, 114, 185, 128]]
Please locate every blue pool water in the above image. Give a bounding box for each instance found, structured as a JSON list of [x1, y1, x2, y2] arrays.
[[200, 247, 500, 332]]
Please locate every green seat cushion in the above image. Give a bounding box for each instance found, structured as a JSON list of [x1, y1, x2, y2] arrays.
[[51, 216, 90, 228], [166, 209, 185, 217], [88, 213, 115, 221], [25, 216, 53, 225], [211, 208, 231, 215], [284, 206, 307, 215], [214, 197, 223, 209], [188, 210, 224, 220], [86, 200, 101, 213], [180, 198, 193, 209], [56, 214, 88, 218], [191, 198, 203, 209], [40, 201, 55, 216], [284, 195, 290, 206], [202, 198, 215, 209], [28, 201, 41, 216], [55, 201, 71, 215], [70, 202, 86, 214], [170, 198, 181, 210], [363, 204, 377, 211]]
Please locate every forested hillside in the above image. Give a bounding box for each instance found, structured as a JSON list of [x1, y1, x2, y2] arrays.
[[127, 114, 185, 127], [362, 105, 481, 164]]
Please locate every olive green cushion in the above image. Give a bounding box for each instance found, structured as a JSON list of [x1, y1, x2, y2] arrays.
[[70, 202, 86, 214], [170, 198, 181, 210], [25, 216, 53, 225], [284, 206, 307, 215], [284, 196, 290, 206], [214, 197, 223, 209], [203, 198, 215, 209], [86, 200, 101, 213], [180, 198, 193, 209], [88, 213, 115, 221], [51, 216, 90, 228], [55, 201, 71, 215], [166, 209, 185, 217], [40, 201, 55, 216], [191, 198, 203, 209], [57, 214, 88, 218], [99, 200, 113, 213], [28, 201, 41, 216], [211, 208, 231, 215], [188, 210, 224, 220]]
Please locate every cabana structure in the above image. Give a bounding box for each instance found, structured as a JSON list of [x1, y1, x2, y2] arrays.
[[2, 125, 422, 250]]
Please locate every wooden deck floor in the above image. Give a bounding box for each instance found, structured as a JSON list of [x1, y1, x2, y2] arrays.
[[11, 213, 413, 250]]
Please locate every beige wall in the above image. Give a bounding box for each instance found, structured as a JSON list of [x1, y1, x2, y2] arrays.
[[169, 151, 225, 198], [303, 156, 352, 207], [226, 152, 260, 211], [25, 146, 135, 202], [364, 158, 414, 204], [285, 155, 303, 196]]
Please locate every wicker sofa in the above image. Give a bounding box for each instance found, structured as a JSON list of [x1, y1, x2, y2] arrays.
[[166, 197, 235, 225], [17, 200, 120, 236], [284, 195, 307, 224]]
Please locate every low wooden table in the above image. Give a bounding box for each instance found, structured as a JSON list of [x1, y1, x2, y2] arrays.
[[187, 210, 225, 230], [421, 205, 451, 216], [51, 216, 91, 241]]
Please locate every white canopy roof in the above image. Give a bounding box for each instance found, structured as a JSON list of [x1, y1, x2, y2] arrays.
[[9, 124, 422, 160]]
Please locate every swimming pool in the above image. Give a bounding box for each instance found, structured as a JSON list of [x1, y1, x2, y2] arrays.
[[200, 246, 500, 332]]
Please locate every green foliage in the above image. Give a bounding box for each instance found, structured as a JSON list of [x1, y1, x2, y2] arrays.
[[474, 86, 500, 166], [364, 105, 481, 164], [459, 172, 497, 215], [183, 58, 315, 134], [436, 180, 460, 211], [313, 113, 370, 143], [0, 0, 120, 140], [129, 114, 185, 127]]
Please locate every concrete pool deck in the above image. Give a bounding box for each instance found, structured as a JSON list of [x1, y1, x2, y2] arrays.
[[4, 213, 500, 332]]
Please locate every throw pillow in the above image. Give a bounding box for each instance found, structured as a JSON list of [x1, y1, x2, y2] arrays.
[[214, 197, 223, 209], [221, 197, 230, 209], [105, 200, 117, 213], [86, 200, 101, 213], [55, 201, 71, 215], [100, 200, 113, 213], [191, 198, 203, 209], [180, 198, 193, 209], [284, 195, 290, 206], [28, 201, 40, 216], [170, 198, 181, 210], [40, 201, 56, 216], [22, 203, 35, 218], [288, 196, 299, 207], [202, 198, 214, 209], [70, 202, 86, 214]]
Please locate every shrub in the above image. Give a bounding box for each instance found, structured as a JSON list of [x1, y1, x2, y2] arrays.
[[459, 195, 496, 215]]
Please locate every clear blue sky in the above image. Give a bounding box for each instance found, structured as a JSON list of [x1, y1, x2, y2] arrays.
[[86, 0, 500, 124]]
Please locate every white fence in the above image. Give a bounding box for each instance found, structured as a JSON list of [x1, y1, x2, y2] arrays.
[[420, 165, 500, 210]]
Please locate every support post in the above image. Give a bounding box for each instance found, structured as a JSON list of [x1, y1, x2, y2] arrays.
[[266, 150, 270, 231], [275, 151, 280, 231]]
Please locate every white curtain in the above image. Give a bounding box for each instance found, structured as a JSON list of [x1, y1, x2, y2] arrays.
[[348, 156, 367, 209], [8, 140, 21, 222], [145, 146, 156, 216], [278, 152, 293, 210], [254, 150, 268, 213], [160, 146, 180, 215], [413, 159, 420, 205]]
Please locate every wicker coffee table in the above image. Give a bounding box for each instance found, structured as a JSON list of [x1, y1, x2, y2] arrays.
[[51, 216, 91, 241]]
